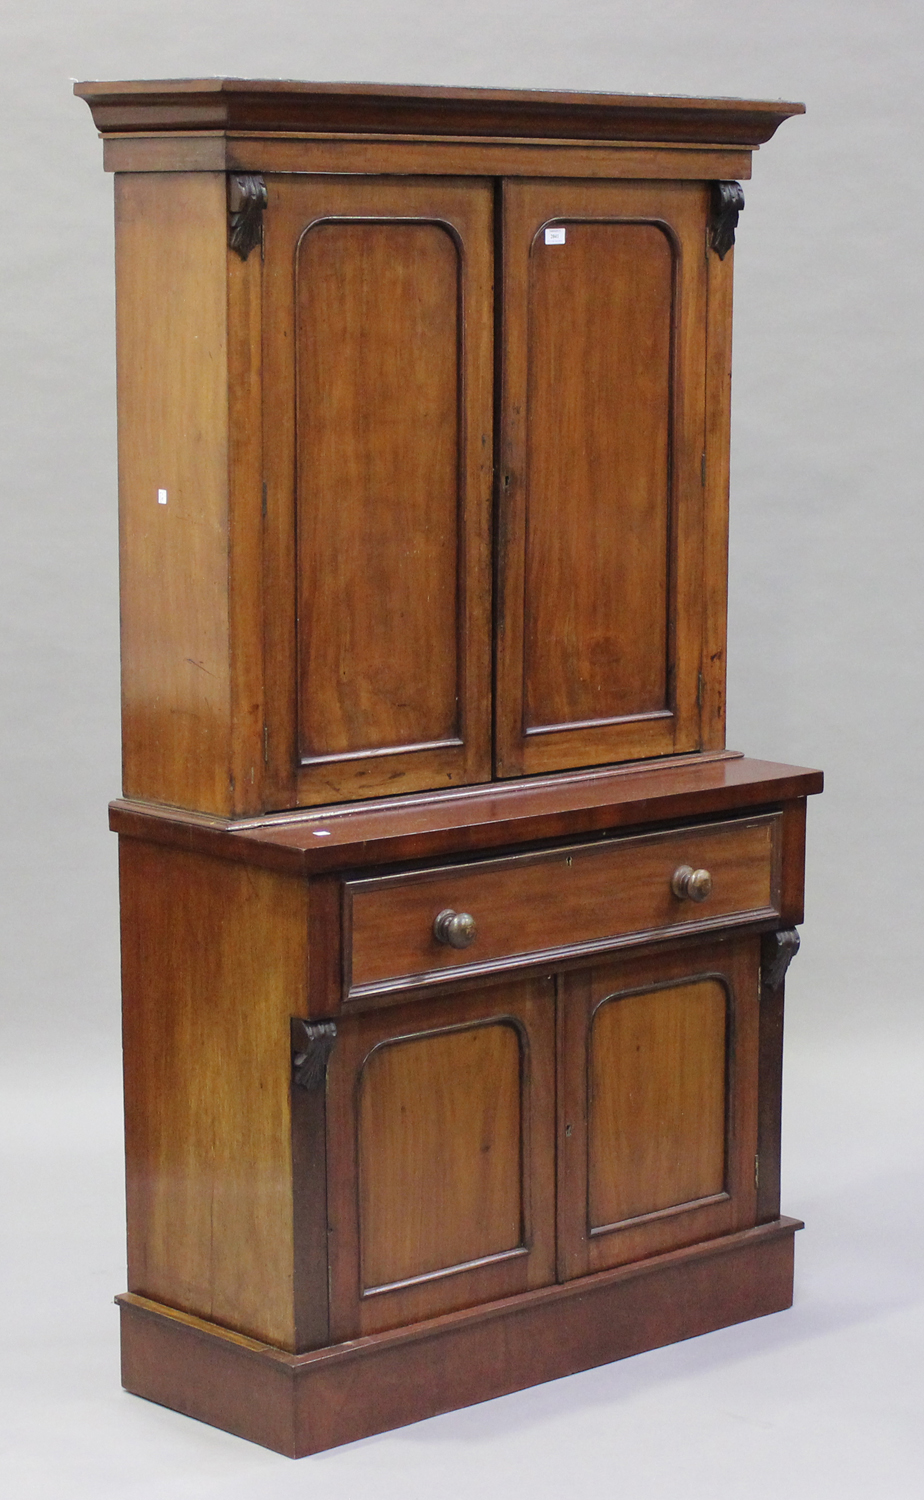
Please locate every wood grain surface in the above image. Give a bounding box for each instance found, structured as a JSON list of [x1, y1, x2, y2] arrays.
[[522, 220, 672, 731], [109, 758, 822, 878], [358, 1022, 523, 1289], [100, 134, 756, 182], [116, 1217, 801, 1455], [226, 204, 267, 816], [589, 978, 727, 1226], [296, 220, 462, 760], [75, 78, 805, 147], [108, 163, 766, 813], [87, 79, 815, 1460], [700, 228, 735, 750], [558, 936, 760, 1278], [345, 813, 781, 995], [496, 179, 709, 776], [114, 173, 234, 814], [261, 175, 493, 807], [119, 839, 309, 1349], [324, 979, 556, 1338]]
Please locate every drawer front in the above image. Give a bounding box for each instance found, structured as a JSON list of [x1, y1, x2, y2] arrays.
[[345, 814, 781, 999]]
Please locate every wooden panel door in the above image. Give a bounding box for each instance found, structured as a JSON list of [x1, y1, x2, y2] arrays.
[[496, 180, 713, 777], [262, 177, 494, 808], [325, 977, 556, 1338], [557, 936, 759, 1278]]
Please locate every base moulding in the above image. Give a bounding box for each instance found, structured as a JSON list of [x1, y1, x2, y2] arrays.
[[118, 1215, 802, 1457]]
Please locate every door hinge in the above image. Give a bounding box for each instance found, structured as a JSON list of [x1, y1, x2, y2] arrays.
[[697, 671, 705, 708], [701, 451, 707, 486], [754, 1153, 760, 1190], [261, 480, 267, 518], [263, 723, 269, 764]]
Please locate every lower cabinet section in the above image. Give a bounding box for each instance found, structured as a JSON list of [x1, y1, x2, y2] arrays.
[[114, 780, 814, 1454], [317, 933, 761, 1340]]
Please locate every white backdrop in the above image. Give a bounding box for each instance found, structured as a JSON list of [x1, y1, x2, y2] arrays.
[[2, 3, 922, 1495]]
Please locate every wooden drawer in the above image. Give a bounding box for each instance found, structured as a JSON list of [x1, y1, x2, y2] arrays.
[[344, 814, 782, 999]]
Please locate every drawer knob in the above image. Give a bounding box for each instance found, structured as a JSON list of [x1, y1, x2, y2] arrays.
[[433, 909, 477, 949], [671, 865, 713, 903]]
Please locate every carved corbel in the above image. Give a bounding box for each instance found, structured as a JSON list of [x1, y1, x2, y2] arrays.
[[291, 1018, 337, 1092], [710, 181, 745, 260], [228, 174, 267, 261], [761, 928, 801, 992]]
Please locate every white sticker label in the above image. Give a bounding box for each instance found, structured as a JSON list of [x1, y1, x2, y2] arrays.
[[544, 226, 566, 245], [157, 488, 168, 505]]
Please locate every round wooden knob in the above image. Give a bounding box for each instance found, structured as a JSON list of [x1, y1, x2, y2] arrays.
[[671, 865, 713, 903], [433, 909, 477, 949]]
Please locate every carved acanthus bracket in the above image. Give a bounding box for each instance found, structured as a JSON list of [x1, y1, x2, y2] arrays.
[[228, 174, 267, 261], [291, 1018, 337, 1092], [710, 181, 745, 260], [761, 928, 801, 992]]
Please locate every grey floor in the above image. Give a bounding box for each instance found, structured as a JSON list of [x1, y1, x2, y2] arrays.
[[2, 1009, 922, 1500]]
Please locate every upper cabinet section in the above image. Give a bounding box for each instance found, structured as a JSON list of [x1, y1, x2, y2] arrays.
[[80, 81, 804, 817]]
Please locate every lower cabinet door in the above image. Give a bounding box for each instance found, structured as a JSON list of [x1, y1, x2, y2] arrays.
[[326, 977, 557, 1339], [557, 935, 760, 1279]]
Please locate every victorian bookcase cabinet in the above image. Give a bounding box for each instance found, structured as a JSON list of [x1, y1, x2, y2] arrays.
[[77, 79, 822, 1457]]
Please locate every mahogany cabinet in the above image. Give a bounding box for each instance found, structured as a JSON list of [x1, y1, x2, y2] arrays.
[[77, 79, 822, 1456]]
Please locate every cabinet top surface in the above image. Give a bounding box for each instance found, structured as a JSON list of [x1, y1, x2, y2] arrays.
[[75, 78, 804, 146], [110, 755, 823, 876]]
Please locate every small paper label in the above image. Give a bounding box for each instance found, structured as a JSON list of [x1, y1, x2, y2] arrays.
[[157, 489, 168, 505], [544, 226, 566, 245]]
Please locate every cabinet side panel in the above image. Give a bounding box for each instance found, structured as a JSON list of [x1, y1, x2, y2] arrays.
[[120, 839, 308, 1349], [779, 798, 807, 925], [115, 174, 232, 814]]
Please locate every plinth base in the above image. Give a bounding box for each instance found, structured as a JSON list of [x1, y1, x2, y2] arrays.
[[118, 1216, 801, 1457]]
